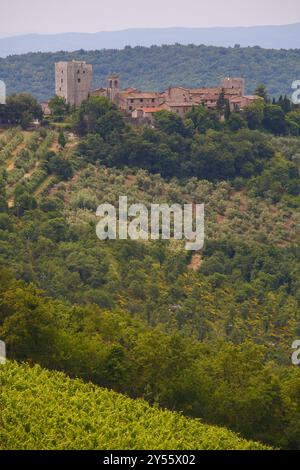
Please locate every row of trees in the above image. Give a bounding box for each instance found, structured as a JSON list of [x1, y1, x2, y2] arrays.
[[2, 84, 300, 137]]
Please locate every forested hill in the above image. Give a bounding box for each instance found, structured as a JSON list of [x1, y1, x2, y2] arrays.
[[1, 44, 300, 101]]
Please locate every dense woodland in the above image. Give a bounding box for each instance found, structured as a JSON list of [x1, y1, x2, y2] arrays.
[[1, 44, 300, 100], [0, 90, 300, 449]]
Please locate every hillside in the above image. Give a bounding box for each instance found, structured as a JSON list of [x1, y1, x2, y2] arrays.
[[0, 362, 269, 450], [0, 103, 300, 450], [1, 23, 300, 57], [1, 44, 300, 101]]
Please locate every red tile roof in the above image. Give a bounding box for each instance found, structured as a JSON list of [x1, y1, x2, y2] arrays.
[[122, 92, 160, 99], [143, 107, 163, 113]]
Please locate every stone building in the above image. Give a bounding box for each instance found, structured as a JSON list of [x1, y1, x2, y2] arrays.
[[163, 86, 191, 103], [118, 91, 165, 113], [220, 77, 245, 97], [90, 87, 107, 98], [229, 95, 262, 112], [53, 61, 256, 121], [55, 61, 93, 107]]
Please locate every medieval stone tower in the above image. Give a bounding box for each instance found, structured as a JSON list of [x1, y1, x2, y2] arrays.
[[107, 74, 120, 103], [55, 61, 93, 107], [0, 80, 6, 104], [220, 77, 245, 96]]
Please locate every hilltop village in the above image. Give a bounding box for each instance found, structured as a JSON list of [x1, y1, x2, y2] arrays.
[[50, 60, 260, 122]]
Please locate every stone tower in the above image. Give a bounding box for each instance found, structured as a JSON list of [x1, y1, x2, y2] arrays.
[[107, 74, 120, 103], [0, 80, 6, 104], [55, 61, 93, 107], [220, 77, 245, 96]]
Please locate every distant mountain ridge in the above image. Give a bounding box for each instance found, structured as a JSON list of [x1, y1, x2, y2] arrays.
[[1, 23, 300, 57]]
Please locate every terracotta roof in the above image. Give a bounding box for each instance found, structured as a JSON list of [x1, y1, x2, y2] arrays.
[[92, 87, 106, 92], [230, 95, 260, 103], [190, 87, 220, 94], [143, 107, 163, 113], [199, 95, 218, 101], [230, 97, 244, 103], [122, 87, 139, 93], [168, 86, 190, 90], [165, 86, 190, 93], [166, 102, 195, 107], [122, 92, 160, 99], [244, 95, 261, 100]]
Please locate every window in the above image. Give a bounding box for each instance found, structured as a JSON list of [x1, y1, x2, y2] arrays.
[[152, 98, 155, 103], [78, 79, 81, 83], [130, 99, 134, 103], [140, 99, 143, 103], [83, 70, 86, 74], [77, 70, 80, 74], [129, 106, 133, 111], [61, 79, 63, 83]]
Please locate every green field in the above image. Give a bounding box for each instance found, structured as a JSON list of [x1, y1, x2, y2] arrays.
[[0, 362, 269, 450]]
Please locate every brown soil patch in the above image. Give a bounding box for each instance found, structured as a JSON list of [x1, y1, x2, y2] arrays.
[[125, 175, 136, 187], [188, 254, 203, 272], [6, 132, 31, 172]]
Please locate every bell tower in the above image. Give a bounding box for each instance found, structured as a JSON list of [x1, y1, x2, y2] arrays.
[[107, 74, 120, 102]]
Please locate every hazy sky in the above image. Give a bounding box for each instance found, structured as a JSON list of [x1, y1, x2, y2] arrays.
[[1, 0, 300, 37]]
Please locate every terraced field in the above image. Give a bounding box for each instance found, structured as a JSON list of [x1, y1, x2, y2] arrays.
[[0, 128, 77, 206]]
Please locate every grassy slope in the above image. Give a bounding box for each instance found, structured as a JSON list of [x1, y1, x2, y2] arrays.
[[0, 362, 270, 450]]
